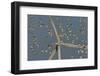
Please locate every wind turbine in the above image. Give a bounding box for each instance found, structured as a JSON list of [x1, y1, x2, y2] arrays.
[[48, 16, 87, 60]]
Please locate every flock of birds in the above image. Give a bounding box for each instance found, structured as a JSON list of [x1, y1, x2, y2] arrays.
[[28, 15, 88, 60]]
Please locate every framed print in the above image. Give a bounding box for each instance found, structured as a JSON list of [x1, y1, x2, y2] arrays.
[[11, 1, 98, 74]]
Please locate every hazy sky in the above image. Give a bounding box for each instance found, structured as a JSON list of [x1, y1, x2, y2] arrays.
[[28, 15, 88, 61]]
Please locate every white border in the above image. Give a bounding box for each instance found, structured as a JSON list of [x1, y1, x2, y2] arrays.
[[20, 6, 95, 70]]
